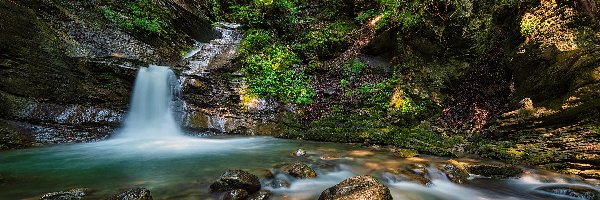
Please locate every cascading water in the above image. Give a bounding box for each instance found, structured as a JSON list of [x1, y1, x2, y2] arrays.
[[116, 65, 182, 139]]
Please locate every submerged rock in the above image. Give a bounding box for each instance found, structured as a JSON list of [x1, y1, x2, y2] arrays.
[[536, 185, 600, 200], [319, 175, 392, 200], [221, 189, 248, 200], [269, 178, 291, 188], [467, 164, 523, 179], [247, 190, 272, 200], [280, 163, 317, 178], [383, 168, 431, 185], [108, 188, 152, 200], [209, 170, 261, 194], [441, 160, 470, 184], [40, 188, 92, 200]]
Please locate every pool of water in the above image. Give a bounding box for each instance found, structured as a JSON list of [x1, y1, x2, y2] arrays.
[[0, 135, 598, 199]]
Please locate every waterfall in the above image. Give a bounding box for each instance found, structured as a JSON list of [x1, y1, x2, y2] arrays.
[[116, 65, 181, 139]]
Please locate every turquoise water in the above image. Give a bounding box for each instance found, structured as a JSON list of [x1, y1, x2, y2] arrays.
[[0, 135, 598, 199]]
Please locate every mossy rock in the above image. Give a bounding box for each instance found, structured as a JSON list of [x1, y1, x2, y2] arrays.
[[279, 163, 317, 178], [467, 164, 523, 179], [441, 160, 470, 184], [391, 148, 419, 158]]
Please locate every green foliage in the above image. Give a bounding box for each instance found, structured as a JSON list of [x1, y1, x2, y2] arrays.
[[240, 29, 273, 55], [375, 0, 422, 31], [294, 21, 353, 59], [520, 14, 541, 36], [228, 5, 265, 27], [242, 44, 314, 104], [102, 0, 172, 35]]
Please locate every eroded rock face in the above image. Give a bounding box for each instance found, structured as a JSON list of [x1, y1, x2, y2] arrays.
[[279, 163, 317, 178], [107, 188, 152, 200], [318, 175, 392, 200], [40, 188, 92, 200], [209, 170, 261, 194]]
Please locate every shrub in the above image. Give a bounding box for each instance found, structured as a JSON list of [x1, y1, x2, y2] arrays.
[[243, 45, 314, 104], [102, 0, 172, 35]]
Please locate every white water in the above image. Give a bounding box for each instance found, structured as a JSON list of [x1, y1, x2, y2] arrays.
[[116, 65, 181, 139]]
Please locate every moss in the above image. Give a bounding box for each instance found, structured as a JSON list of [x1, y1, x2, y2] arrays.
[[0, 91, 30, 119], [393, 149, 419, 158]]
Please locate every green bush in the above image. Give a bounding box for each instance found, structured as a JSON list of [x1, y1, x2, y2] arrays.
[[102, 0, 172, 35], [243, 45, 314, 104], [293, 21, 353, 59]]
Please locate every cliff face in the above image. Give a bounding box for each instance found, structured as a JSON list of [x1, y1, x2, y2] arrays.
[[0, 0, 213, 148]]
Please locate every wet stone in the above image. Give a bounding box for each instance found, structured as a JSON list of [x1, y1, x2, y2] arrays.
[[247, 190, 272, 200], [269, 178, 291, 188], [280, 163, 317, 178], [40, 188, 92, 200], [209, 170, 261, 194], [536, 185, 600, 200], [221, 189, 248, 200], [107, 188, 152, 200], [319, 175, 393, 200]]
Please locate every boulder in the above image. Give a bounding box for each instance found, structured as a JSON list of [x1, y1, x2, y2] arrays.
[[280, 163, 317, 178], [221, 189, 248, 200], [441, 160, 470, 184], [319, 175, 393, 200], [467, 164, 523, 179], [107, 188, 152, 200], [247, 190, 272, 200], [40, 188, 92, 200], [536, 185, 600, 200], [209, 170, 261, 194]]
